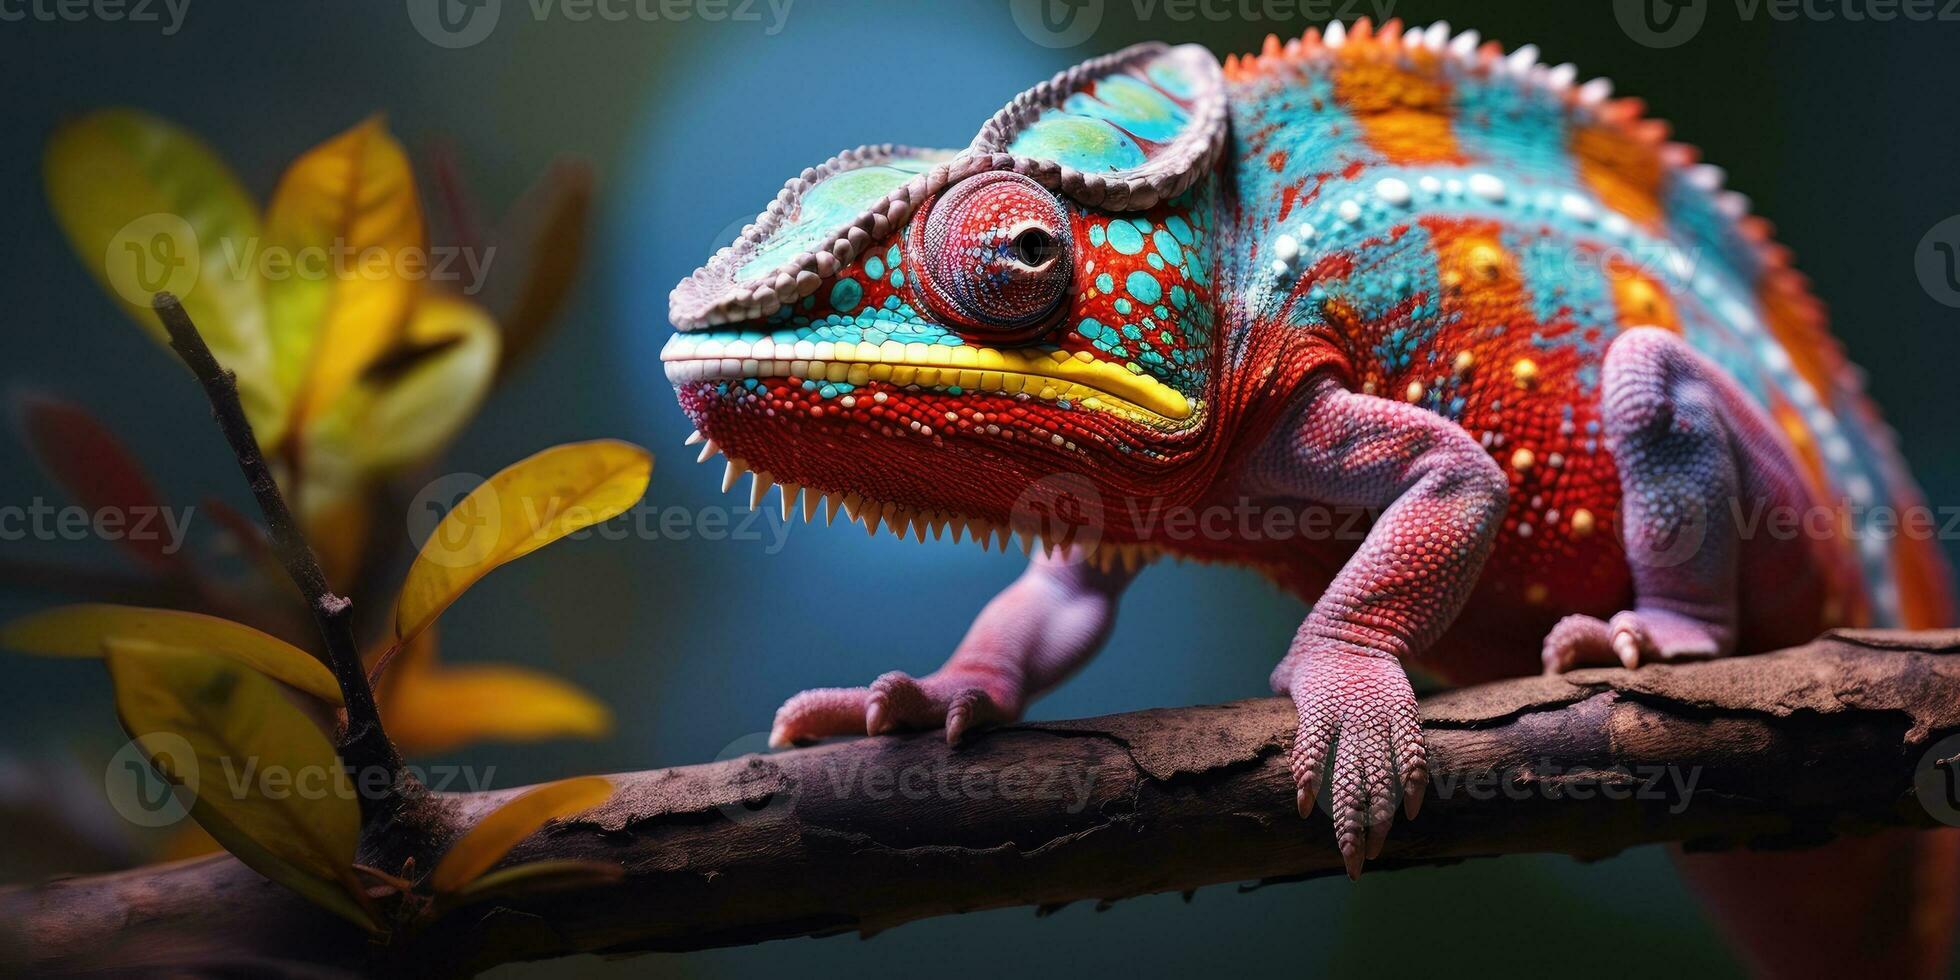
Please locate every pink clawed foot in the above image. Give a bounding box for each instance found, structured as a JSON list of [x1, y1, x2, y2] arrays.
[[770, 670, 1019, 748], [1285, 651, 1427, 879], [1541, 610, 1731, 675]]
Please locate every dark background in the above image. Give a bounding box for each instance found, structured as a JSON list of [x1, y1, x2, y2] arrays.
[[4, 1, 1958, 976]]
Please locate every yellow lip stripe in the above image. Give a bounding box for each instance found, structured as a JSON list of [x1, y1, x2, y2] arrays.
[[663, 335, 1194, 423]]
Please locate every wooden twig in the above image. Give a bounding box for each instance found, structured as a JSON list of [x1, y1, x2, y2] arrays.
[[150, 293, 401, 800], [5, 630, 1958, 976]]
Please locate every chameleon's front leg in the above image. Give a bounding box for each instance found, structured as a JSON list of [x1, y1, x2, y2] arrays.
[[769, 548, 1138, 747], [1250, 377, 1509, 877]]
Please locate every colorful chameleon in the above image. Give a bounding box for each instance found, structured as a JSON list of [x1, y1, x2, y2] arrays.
[[664, 18, 1955, 968]]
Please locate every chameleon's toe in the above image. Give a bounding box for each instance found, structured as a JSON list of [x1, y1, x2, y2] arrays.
[[1540, 611, 1729, 676], [1541, 614, 1618, 674], [770, 686, 874, 747], [773, 672, 1021, 747], [1607, 609, 1728, 667], [942, 688, 1010, 745], [866, 671, 937, 735], [1286, 650, 1427, 879]]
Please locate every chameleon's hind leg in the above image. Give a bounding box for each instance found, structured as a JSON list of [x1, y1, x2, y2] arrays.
[[1544, 327, 1795, 673], [768, 548, 1136, 747]]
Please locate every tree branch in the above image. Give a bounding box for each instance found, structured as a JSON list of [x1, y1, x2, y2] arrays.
[[6, 630, 1960, 976], [150, 293, 401, 801]]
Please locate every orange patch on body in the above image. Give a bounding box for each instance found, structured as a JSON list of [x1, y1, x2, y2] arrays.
[[1331, 53, 1463, 165], [1571, 124, 1665, 230], [1605, 256, 1679, 332], [1757, 270, 1843, 410], [1769, 396, 1831, 501], [1896, 533, 1959, 629], [1429, 219, 1526, 314]]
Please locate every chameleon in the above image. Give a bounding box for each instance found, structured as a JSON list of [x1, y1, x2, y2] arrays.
[[664, 17, 1953, 906]]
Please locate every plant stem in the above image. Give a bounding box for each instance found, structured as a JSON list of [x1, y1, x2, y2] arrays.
[[151, 292, 402, 805]]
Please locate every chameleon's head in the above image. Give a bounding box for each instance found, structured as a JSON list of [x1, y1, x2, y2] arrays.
[[665, 44, 1229, 551]]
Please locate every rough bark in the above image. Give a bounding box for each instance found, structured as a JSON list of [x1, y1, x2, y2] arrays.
[[6, 629, 1960, 977]]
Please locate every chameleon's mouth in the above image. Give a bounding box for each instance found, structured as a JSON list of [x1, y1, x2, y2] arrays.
[[660, 332, 1195, 427]]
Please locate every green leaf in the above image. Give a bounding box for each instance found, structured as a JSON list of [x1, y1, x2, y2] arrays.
[[1, 604, 342, 703], [105, 640, 374, 930], [43, 109, 287, 447], [394, 441, 651, 647]]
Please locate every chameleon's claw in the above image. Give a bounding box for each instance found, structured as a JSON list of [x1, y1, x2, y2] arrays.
[[864, 698, 892, 736], [944, 689, 1000, 744], [1611, 629, 1643, 669], [1403, 768, 1427, 820], [1286, 647, 1425, 880]]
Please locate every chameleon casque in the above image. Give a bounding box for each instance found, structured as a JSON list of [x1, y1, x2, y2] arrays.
[[664, 17, 1957, 964]]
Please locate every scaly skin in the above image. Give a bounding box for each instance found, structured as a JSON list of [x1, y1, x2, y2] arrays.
[[664, 20, 1955, 884]]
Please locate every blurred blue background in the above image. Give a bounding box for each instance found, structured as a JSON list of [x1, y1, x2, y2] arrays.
[[5, 1, 1960, 976]]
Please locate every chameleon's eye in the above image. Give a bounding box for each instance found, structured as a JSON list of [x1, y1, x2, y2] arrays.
[[907, 171, 1073, 340]]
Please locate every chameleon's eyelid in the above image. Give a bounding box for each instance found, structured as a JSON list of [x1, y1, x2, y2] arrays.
[[908, 171, 1074, 339], [670, 43, 1224, 333]]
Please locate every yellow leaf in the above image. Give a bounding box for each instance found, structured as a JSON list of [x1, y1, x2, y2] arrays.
[[42, 109, 288, 448], [450, 858, 623, 905], [1, 604, 342, 704], [159, 820, 223, 862], [431, 776, 613, 893], [105, 640, 374, 930], [394, 440, 651, 646], [308, 291, 501, 476], [264, 115, 424, 428], [187, 793, 380, 933], [384, 662, 613, 756]]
